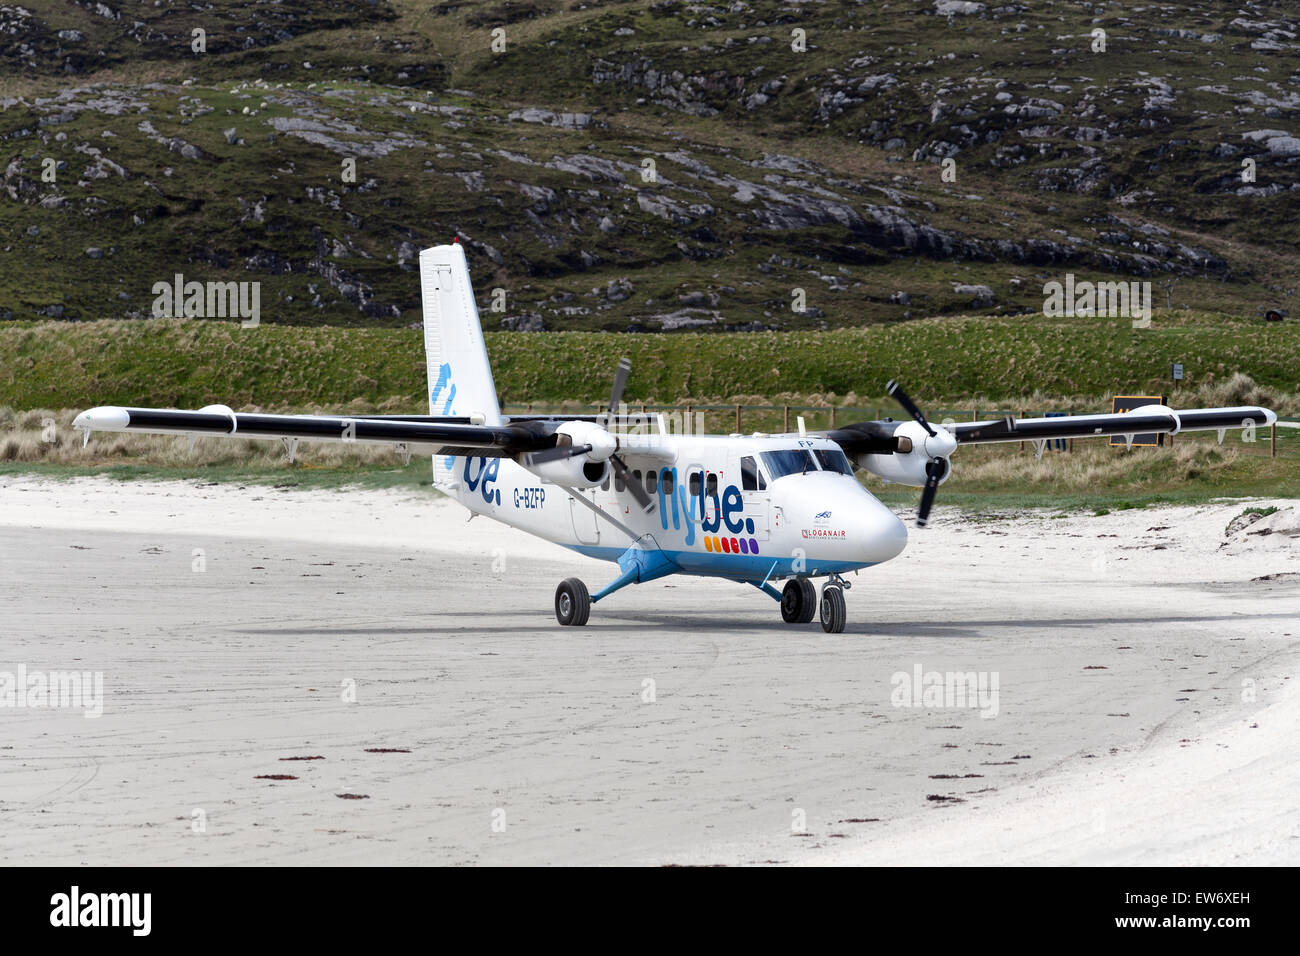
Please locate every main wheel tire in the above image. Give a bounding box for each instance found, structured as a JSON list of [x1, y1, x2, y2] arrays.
[[796, 579, 817, 623], [555, 578, 591, 626], [780, 579, 804, 623], [781, 579, 818, 623], [820, 585, 846, 634]]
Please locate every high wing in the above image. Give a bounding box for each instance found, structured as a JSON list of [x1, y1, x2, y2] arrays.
[[952, 405, 1276, 444], [72, 405, 560, 459], [828, 404, 1277, 455]]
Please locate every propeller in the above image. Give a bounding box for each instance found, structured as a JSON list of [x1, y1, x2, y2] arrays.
[[527, 357, 654, 513], [604, 356, 653, 512], [526, 441, 592, 464], [917, 458, 946, 528], [886, 380, 955, 528], [886, 379, 936, 437]]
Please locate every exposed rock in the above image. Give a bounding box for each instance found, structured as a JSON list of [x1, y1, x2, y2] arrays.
[[953, 283, 996, 307], [500, 312, 546, 331], [507, 109, 593, 129]]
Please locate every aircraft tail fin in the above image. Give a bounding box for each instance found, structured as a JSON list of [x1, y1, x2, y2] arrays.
[[419, 242, 502, 426]]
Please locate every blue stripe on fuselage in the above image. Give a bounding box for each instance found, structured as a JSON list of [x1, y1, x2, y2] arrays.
[[565, 545, 875, 582]]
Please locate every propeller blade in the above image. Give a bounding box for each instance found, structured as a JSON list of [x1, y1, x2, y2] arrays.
[[527, 443, 592, 464], [916, 458, 942, 527], [886, 379, 936, 437], [608, 357, 632, 419], [611, 452, 655, 513]]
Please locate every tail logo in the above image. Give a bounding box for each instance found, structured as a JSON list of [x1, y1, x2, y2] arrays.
[[430, 362, 456, 415]]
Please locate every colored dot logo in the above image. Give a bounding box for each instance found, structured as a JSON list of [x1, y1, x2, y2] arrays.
[[704, 536, 760, 555]]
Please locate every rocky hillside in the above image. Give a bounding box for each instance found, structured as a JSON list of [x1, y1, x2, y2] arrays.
[[1, 0, 1297, 330]]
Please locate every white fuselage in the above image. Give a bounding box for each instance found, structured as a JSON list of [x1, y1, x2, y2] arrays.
[[439, 433, 908, 583]]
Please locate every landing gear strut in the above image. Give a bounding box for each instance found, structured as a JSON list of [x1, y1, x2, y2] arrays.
[[555, 577, 591, 626], [780, 578, 817, 624]]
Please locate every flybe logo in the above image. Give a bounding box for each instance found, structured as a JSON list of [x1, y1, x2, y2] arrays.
[[651, 467, 759, 554], [430, 362, 456, 415]]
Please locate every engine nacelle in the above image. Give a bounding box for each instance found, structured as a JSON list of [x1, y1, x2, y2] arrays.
[[854, 420, 955, 487], [525, 456, 610, 488], [523, 421, 615, 488]]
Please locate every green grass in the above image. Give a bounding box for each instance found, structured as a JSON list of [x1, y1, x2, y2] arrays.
[[2, 313, 1297, 410]]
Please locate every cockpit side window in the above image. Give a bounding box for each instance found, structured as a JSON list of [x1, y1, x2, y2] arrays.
[[814, 448, 855, 476], [740, 455, 767, 491]]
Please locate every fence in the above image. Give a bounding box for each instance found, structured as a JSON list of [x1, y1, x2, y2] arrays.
[[500, 403, 1299, 460]]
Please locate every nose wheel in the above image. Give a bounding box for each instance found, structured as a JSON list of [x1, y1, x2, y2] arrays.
[[819, 584, 846, 633], [781, 579, 817, 624], [555, 577, 591, 626]]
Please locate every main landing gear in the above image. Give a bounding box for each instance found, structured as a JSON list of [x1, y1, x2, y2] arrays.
[[555, 578, 591, 626], [781, 576, 849, 633]]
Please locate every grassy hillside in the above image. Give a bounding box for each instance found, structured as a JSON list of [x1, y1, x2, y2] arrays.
[[1, 0, 1297, 331], [1, 312, 1295, 411]]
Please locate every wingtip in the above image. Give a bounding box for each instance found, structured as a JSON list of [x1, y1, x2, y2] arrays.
[[73, 406, 129, 431]]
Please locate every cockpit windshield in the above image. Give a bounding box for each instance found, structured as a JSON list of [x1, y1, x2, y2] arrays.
[[758, 447, 855, 479], [759, 449, 818, 479], [814, 448, 855, 476]]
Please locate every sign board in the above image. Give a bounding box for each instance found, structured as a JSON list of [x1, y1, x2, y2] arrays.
[[1171, 363, 1184, 381], [1110, 395, 1166, 447]]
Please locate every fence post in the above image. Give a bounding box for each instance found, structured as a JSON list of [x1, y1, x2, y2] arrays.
[[830, 406, 837, 428], [784, 405, 790, 432], [1272, 423, 1277, 458], [735, 404, 741, 433]]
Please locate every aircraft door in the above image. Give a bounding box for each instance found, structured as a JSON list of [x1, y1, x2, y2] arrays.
[[568, 491, 600, 545], [738, 454, 770, 540]]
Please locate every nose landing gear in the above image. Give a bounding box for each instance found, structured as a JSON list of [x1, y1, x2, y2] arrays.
[[819, 573, 850, 633], [819, 584, 847, 633]]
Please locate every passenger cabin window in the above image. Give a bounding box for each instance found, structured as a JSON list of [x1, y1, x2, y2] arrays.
[[615, 469, 626, 492], [740, 456, 767, 491], [705, 473, 718, 497], [645, 470, 658, 494], [814, 448, 855, 476], [689, 472, 701, 496], [661, 470, 674, 494], [601, 472, 610, 491], [759, 449, 818, 479]]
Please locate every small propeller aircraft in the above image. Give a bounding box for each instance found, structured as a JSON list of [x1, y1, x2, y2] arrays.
[[74, 243, 1279, 632]]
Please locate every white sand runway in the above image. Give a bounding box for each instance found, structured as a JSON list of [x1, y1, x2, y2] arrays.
[[1, 475, 1296, 865]]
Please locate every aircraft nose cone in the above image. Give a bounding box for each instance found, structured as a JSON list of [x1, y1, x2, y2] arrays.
[[859, 502, 908, 564]]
